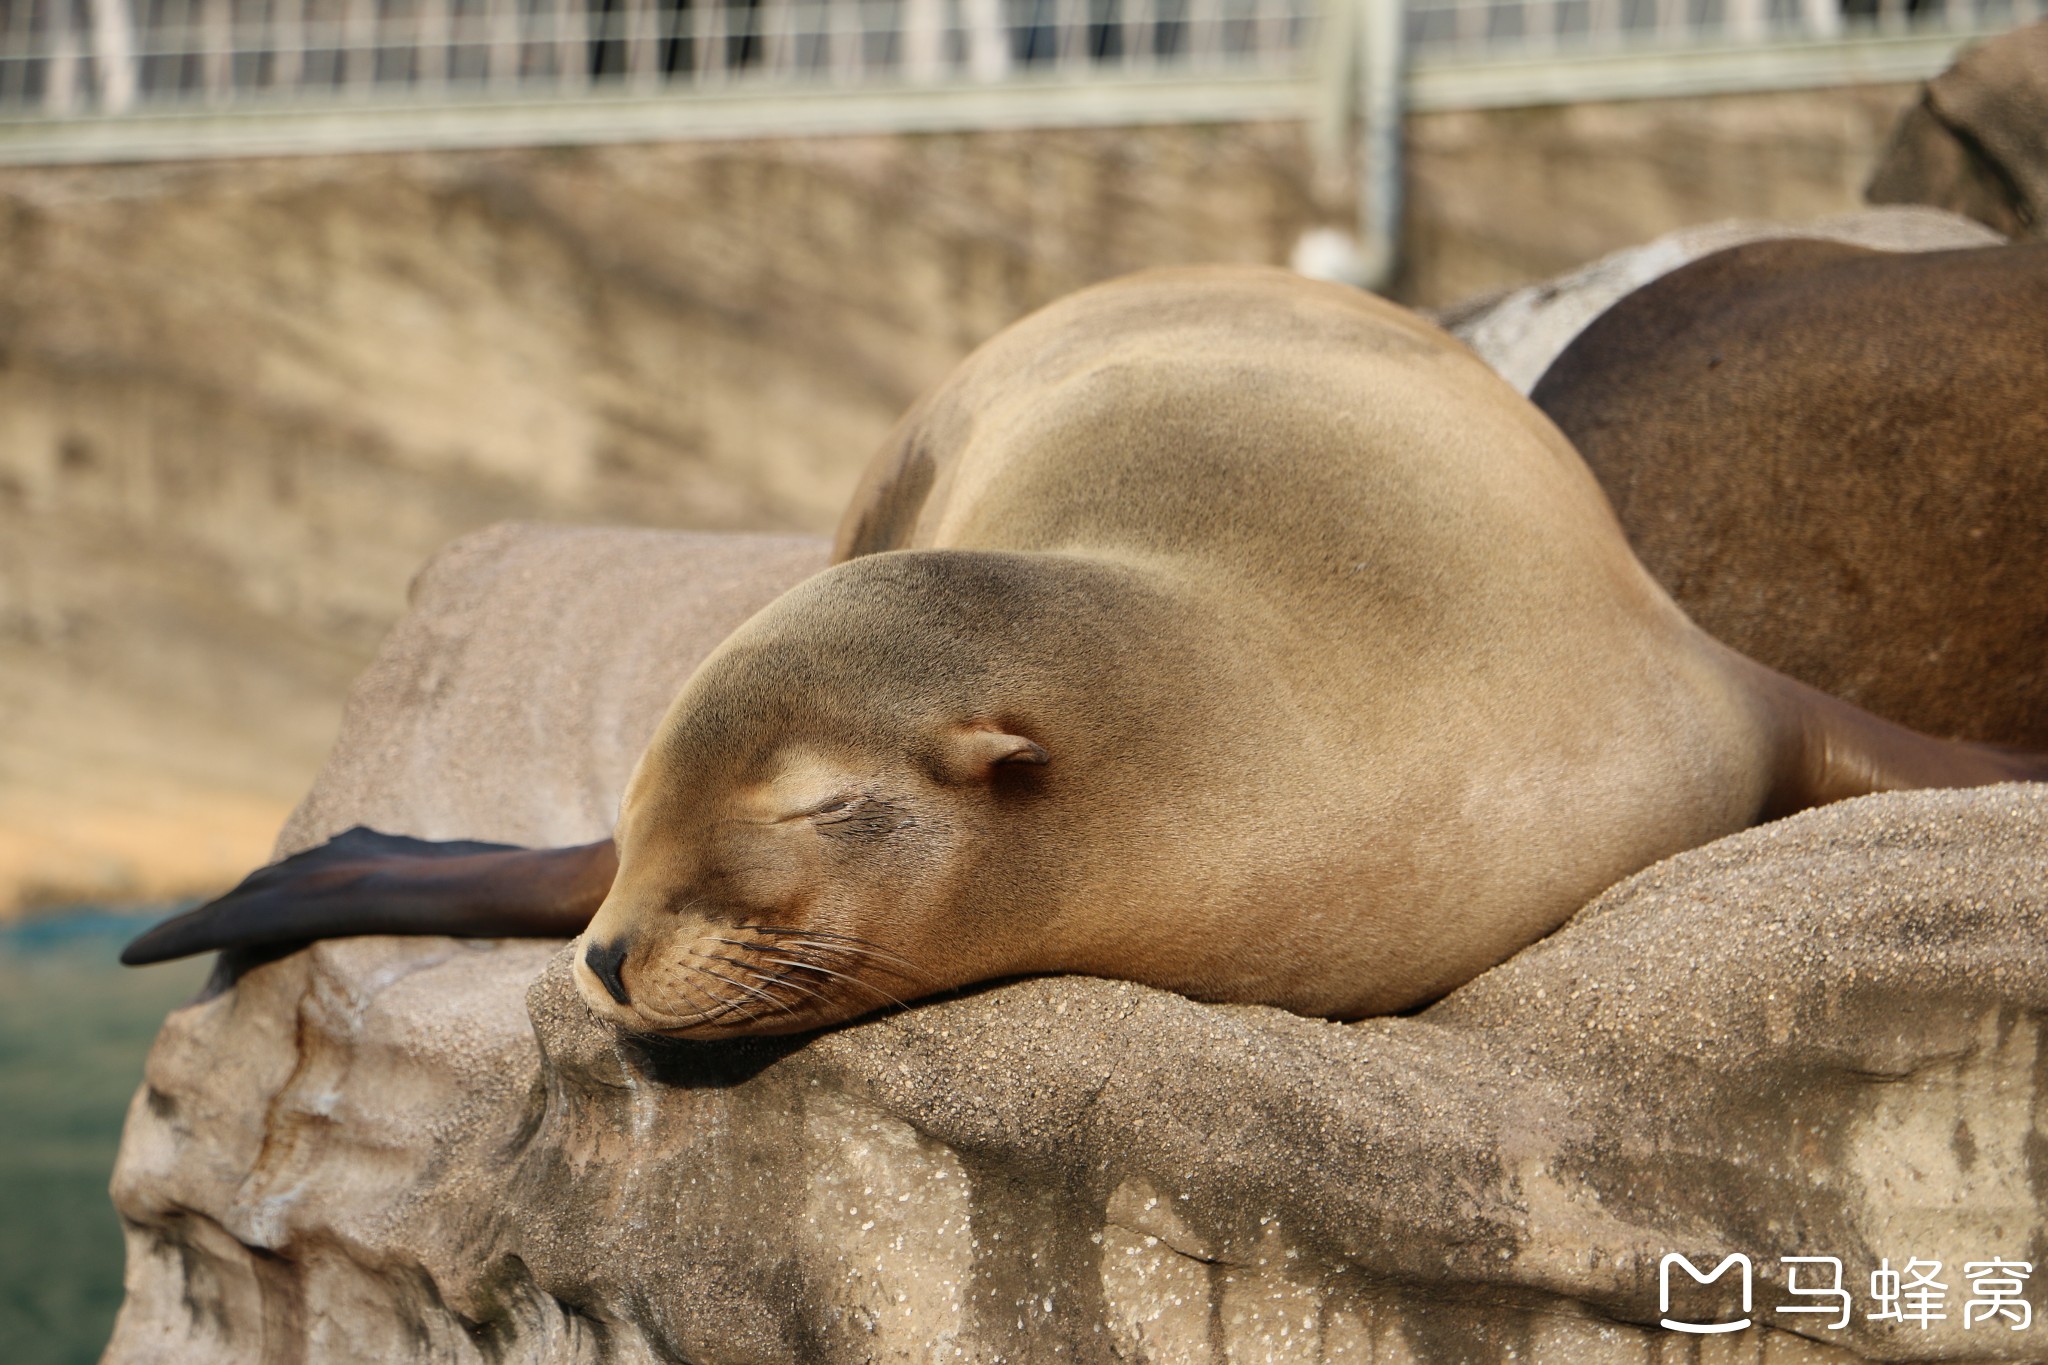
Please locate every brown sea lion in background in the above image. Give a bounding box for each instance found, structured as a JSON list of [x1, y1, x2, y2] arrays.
[[1865, 18, 2048, 242], [1532, 239, 2048, 747], [123, 267, 2048, 1037]]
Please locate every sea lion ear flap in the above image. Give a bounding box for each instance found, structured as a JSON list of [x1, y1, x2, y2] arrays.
[[940, 727, 1049, 784]]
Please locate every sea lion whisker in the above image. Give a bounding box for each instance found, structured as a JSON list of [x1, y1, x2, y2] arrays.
[[698, 947, 836, 1009], [670, 970, 747, 1019], [631, 973, 752, 1030], [753, 956, 914, 1013], [691, 962, 802, 1020], [739, 923, 906, 954], [734, 927, 931, 981], [699, 954, 833, 1017], [770, 938, 934, 987], [778, 945, 933, 986]]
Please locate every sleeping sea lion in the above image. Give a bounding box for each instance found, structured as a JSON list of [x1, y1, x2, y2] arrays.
[[123, 266, 2048, 1036]]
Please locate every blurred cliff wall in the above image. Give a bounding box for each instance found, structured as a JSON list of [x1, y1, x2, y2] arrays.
[[0, 83, 1914, 914]]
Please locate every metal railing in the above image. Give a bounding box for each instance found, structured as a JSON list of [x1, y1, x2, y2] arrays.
[[2, 0, 1320, 113], [0, 0, 2032, 156], [1405, 0, 2037, 55]]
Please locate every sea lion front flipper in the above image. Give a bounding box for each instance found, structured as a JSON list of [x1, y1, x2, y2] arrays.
[[1747, 661, 2048, 820], [120, 826, 619, 966]]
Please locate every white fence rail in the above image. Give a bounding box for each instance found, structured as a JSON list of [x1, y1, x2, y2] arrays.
[[3, 0, 1320, 112], [0, 0, 2032, 157]]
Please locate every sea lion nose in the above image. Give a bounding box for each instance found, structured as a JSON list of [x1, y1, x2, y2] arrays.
[[584, 938, 633, 1006]]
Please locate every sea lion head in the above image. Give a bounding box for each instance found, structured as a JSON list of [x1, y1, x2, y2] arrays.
[[570, 549, 1108, 1039]]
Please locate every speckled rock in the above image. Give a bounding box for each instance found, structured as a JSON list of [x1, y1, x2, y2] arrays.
[[1439, 206, 2001, 393], [105, 524, 2048, 1363]]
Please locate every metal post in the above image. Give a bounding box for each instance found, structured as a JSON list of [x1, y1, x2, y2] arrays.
[[1354, 0, 1402, 290], [270, 0, 304, 91], [625, 0, 657, 88], [903, 0, 943, 78], [486, 0, 518, 87], [964, 0, 1007, 77], [1726, 0, 1765, 42], [201, 0, 231, 100], [553, 0, 589, 89], [45, 0, 83, 112], [87, 0, 137, 109], [342, 0, 375, 92]]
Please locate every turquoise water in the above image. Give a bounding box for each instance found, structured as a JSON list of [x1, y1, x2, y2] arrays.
[[0, 911, 209, 1365]]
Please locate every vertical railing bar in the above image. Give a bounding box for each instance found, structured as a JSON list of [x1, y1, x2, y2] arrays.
[[46, 0, 84, 111], [696, 0, 717, 82], [271, 0, 304, 92], [419, 0, 448, 88], [153, 0, 178, 96], [1799, 0, 1837, 38], [903, 0, 940, 78], [1453, 0, 1479, 54], [201, 0, 230, 97], [6, 0, 31, 106], [965, 0, 1004, 75], [756, 0, 783, 75], [1652, 0, 1680, 46], [827, 0, 849, 79], [737, 0, 760, 78], [553, 0, 587, 89], [1591, 0, 1620, 49], [0, 0, 27, 109], [341, 0, 372, 91], [623, 0, 653, 88], [487, 0, 516, 85], [89, 0, 138, 107]]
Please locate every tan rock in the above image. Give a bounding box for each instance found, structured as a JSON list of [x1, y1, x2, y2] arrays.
[[106, 524, 2048, 1362]]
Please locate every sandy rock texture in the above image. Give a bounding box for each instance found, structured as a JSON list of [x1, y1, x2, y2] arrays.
[[0, 124, 1323, 916], [107, 524, 2048, 1363], [1868, 20, 2048, 240]]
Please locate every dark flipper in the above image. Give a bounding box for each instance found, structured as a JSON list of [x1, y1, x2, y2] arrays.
[[1750, 659, 2048, 822], [120, 825, 619, 966]]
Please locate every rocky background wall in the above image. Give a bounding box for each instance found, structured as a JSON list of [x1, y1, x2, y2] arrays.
[[1, 81, 1921, 914]]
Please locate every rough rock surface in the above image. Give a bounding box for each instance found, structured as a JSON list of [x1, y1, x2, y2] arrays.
[[1440, 206, 2002, 393], [107, 524, 2048, 1362], [1867, 20, 2048, 240]]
